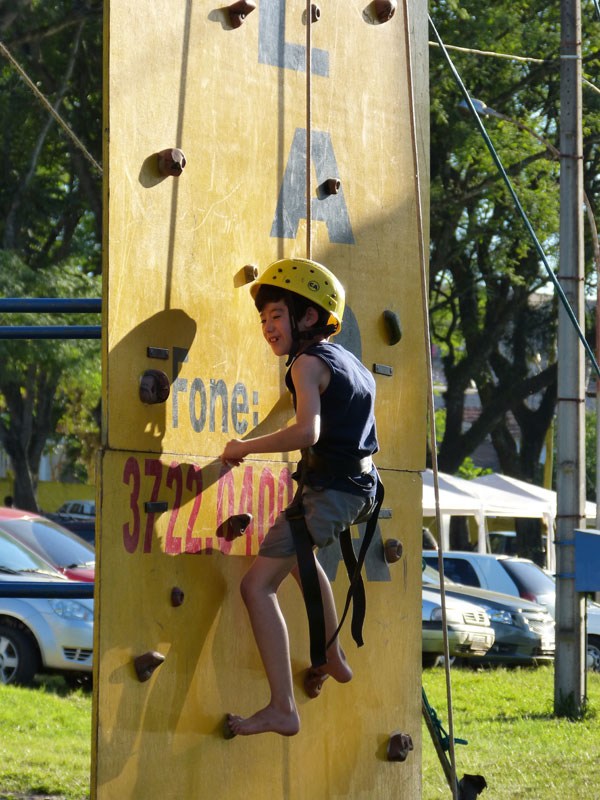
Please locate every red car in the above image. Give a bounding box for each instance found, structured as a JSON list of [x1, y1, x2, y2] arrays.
[[0, 507, 95, 582]]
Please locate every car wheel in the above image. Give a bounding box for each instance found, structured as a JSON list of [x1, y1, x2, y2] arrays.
[[0, 623, 39, 686], [587, 634, 600, 672]]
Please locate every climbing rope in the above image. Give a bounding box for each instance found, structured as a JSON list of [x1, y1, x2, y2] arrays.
[[306, 0, 312, 260], [427, 41, 600, 97], [402, 3, 458, 799], [429, 13, 600, 382], [0, 37, 102, 175]]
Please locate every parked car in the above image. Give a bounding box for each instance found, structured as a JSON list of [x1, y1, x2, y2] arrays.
[[423, 563, 555, 666], [0, 507, 95, 582], [495, 556, 555, 611], [56, 500, 95, 519], [423, 550, 600, 669], [422, 587, 494, 666], [43, 501, 96, 545], [497, 555, 600, 672], [0, 528, 93, 685]]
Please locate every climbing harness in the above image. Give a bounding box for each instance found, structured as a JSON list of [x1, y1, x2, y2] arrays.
[[285, 447, 384, 668]]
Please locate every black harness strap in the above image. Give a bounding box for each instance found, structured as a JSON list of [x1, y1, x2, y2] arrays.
[[327, 476, 384, 651], [286, 455, 384, 668], [286, 494, 328, 668]]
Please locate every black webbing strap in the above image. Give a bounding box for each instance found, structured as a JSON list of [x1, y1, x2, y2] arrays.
[[286, 463, 385, 668], [286, 496, 328, 668], [326, 475, 384, 652]]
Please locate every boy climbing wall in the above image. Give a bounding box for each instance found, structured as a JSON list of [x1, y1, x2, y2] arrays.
[[221, 258, 382, 737]]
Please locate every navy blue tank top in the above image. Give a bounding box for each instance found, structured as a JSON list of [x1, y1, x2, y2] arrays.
[[285, 341, 379, 496]]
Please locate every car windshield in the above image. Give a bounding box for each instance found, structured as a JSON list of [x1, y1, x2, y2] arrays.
[[0, 518, 94, 569], [0, 529, 62, 575], [422, 562, 457, 585], [500, 559, 555, 594]]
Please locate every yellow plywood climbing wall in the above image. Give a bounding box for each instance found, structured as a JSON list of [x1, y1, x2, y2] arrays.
[[94, 1, 429, 798]]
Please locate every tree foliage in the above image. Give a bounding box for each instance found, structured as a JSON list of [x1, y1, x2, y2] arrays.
[[429, 0, 600, 485], [0, 1, 102, 510]]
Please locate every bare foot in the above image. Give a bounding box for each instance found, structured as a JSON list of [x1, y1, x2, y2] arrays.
[[304, 647, 353, 699], [326, 646, 353, 684], [226, 705, 300, 737]]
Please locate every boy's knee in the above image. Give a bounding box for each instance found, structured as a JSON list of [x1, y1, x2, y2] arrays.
[[240, 571, 258, 605]]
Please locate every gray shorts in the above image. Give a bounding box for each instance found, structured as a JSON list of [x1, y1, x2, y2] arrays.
[[258, 484, 377, 559]]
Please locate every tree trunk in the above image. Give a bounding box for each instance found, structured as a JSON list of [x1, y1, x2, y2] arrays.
[[8, 449, 39, 512], [515, 518, 545, 567]]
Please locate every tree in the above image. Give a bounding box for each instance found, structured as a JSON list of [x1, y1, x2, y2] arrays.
[[0, 2, 102, 510], [0, 254, 100, 510], [428, 1, 600, 488]]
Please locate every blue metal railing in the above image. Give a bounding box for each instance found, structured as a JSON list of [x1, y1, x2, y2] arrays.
[[0, 297, 102, 339], [0, 582, 94, 599]]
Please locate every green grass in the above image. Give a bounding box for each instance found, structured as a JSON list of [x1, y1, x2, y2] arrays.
[[0, 677, 91, 800], [423, 664, 600, 800], [0, 667, 599, 799]]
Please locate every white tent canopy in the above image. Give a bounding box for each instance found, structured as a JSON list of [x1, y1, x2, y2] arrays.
[[472, 473, 598, 571], [422, 470, 564, 570], [472, 472, 597, 521], [422, 470, 486, 554]]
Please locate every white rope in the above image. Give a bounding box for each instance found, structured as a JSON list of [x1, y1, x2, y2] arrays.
[[410, 8, 459, 800], [429, 40, 600, 95], [0, 38, 103, 175], [306, 1, 312, 260], [429, 39, 547, 63]]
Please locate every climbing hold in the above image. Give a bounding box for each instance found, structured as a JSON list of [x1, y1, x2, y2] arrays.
[[384, 538, 403, 564], [139, 369, 170, 404], [171, 586, 185, 607], [223, 715, 237, 739], [156, 148, 186, 177], [227, 0, 256, 28], [133, 651, 165, 682], [373, 0, 397, 22], [216, 513, 253, 542], [311, 3, 321, 22], [147, 346, 169, 360], [373, 363, 393, 376], [144, 501, 168, 513], [324, 178, 340, 195], [243, 264, 259, 283], [383, 309, 402, 345], [387, 730, 413, 762]]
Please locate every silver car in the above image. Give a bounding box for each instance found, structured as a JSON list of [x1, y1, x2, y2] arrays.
[[0, 529, 93, 685], [423, 563, 555, 666], [422, 586, 494, 666]]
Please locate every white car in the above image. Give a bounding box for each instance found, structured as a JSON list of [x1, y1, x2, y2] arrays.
[[56, 500, 95, 519], [0, 529, 93, 685], [422, 587, 494, 666]]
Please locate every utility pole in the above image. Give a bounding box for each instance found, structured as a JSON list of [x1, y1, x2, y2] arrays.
[[555, 0, 587, 715]]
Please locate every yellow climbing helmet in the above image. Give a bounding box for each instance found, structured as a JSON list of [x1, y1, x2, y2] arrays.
[[250, 257, 345, 335]]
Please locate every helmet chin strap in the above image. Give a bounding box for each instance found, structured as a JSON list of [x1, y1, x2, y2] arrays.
[[285, 322, 338, 367], [284, 295, 338, 366]]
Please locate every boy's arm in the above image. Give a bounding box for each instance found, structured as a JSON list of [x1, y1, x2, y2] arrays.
[[221, 355, 328, 465]]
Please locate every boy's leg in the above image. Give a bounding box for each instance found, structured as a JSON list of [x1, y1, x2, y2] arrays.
[[292, 557, 353, 697], [227, 553, 301, 736]]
